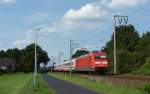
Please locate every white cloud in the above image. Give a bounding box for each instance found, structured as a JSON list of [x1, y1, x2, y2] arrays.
[[24, 12, 49, 23], [13, 39, 30, 46], [20, 0, 148, 36], [63, 4, 107, 20], [0, 0, 16, 4], [109, 0, 147, 7], [39, 3, 108, 33], [12, 30, 34, 48]]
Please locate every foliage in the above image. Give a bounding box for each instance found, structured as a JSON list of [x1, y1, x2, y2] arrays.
[[132, 56, 150, 75], [141, 83, 150, 94], [72, 50, 89, 58], [0, 44, 49, 72], [6, 48, 22, 63], [19, 44, 49, 72], [102, 24, 150, 74], [0, 50, 7, 58]]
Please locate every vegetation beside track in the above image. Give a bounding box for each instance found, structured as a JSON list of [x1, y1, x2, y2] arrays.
[[132, 56, 150, 75], [49, 72, 147, 94], [102, 25, 150, 75], [0, 73, 55, 94]]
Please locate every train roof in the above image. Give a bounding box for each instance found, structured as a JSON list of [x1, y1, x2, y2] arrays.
[[55, 59, 76, 66], [75, 51, 106, 59], [91, 51, 106, 55], [55, 52, 106, 66]]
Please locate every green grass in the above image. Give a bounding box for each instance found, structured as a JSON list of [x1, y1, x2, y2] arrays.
[[0, 73, 31, 94], [0, 73, 55, 94], [49, 72, 145, 94], [21, 74, 55, 94]]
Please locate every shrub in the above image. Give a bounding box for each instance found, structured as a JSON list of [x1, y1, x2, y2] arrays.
[[141, 83, 150, 94]]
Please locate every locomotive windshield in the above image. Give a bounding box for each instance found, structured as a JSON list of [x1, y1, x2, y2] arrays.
[[95, 56, 106, 60]]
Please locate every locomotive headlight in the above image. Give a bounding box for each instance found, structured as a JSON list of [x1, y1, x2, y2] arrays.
[[103, 62, 107, 64], [95, 62, 101, 64]]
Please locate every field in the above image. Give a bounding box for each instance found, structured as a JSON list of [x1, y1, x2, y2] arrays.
[[49, 72, 148, 94], [0, 73, 55, 94]]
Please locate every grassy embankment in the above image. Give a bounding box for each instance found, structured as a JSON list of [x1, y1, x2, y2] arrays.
[[0, 73, 55, 94], [49, 72, 148, 94]]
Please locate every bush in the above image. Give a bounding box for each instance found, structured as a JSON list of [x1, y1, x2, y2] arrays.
[[141, 83, 150, 94], [132, 56, 150, 75]]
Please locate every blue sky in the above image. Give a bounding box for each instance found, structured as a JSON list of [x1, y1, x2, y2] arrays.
[[0, 0, 150, 61]]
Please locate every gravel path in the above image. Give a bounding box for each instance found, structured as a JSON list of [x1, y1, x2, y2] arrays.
[[42, 74, 101, 94]]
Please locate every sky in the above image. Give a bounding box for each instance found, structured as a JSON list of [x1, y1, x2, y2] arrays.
[[0, 0, 150, 61]]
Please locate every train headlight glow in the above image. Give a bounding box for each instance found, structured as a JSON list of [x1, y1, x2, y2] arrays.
[[103, 62, 107, 64], [95, 62, 101, 64]]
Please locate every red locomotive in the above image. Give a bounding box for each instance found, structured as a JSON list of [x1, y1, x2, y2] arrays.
[[54, 51, 108, 73]]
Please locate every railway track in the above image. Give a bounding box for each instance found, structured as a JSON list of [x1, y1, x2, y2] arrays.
[[73, 73, 150, 86], [101, 75, 150, 82]]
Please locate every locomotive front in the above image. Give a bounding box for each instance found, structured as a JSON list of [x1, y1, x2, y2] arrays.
[[92, 52, 108, 71]]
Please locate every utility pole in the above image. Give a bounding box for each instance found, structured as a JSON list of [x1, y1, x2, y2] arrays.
[[34, 27, 40, 87], [59, 53, 61, 64], [113, 15, 128, 75], [59, 52, 64, 68], [53, 57, 56, 71], [50, 56, 53, 72], [69, 40, 79, 76], [59, 52, 63, 64], [70, 40, 74, 77], [113, 15, 117, 75]]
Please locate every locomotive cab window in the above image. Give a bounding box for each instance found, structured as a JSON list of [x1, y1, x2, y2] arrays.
[[101, 56, 106, 59], [95, 56, 106, 60]]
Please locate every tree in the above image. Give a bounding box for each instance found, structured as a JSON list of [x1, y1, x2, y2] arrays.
[[6, 48, 21, 63], [114, 25, 139, 51], [102, 25, 140, 74], [19, 43, 49, 72], [0, 50, 6, 58], [0, 43, 49, 72]]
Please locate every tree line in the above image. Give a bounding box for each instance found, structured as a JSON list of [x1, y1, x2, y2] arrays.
[[0, 44, 49, 72], [102, 25, 150, 75]]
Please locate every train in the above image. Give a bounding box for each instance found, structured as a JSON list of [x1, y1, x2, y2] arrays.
[[53, 51, 108, 73]]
